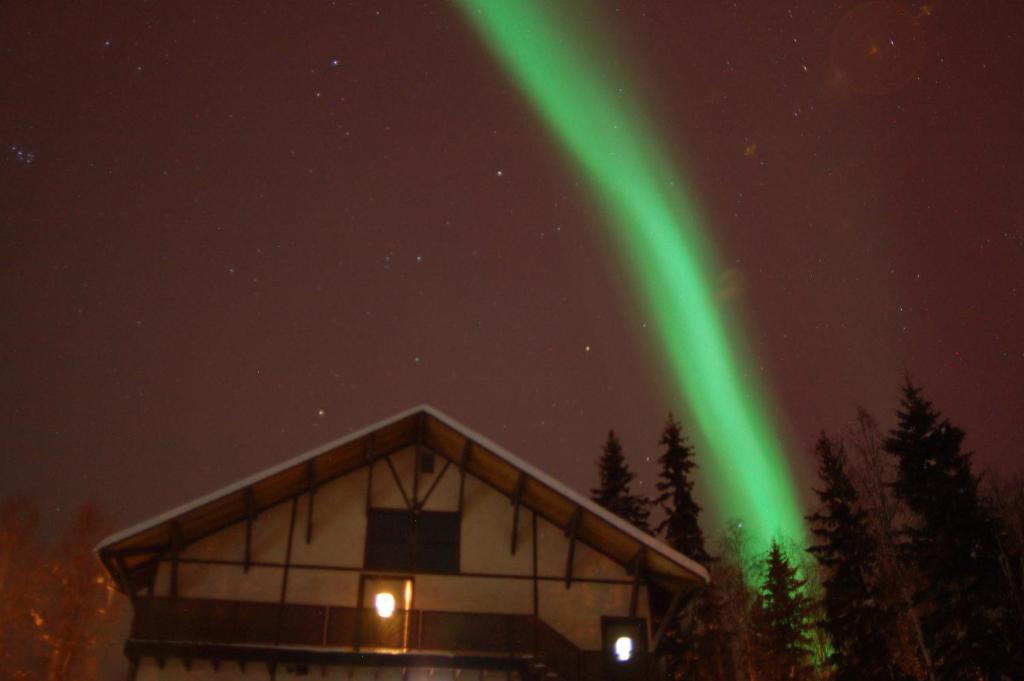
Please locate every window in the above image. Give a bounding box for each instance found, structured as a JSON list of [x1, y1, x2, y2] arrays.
[[419, 451, 435, 474], [365, 509, 459, 573], [601, 617, 647, 677]]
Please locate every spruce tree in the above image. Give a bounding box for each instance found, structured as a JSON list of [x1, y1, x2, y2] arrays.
[[885, 380, 1020, 679], [750, 540, 815, 681], [655, 413, 710, 563], [591, 430, 650, 532], [807, 434, 900, 681], [652, 415, 722, 681]]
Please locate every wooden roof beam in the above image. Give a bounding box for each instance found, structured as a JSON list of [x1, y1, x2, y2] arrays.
[[169, 519, 184, 599], [510, 473, 526, 555], [243, 486, 257, 573], [628, 548, 646, 617], [305, 459, 318, 545], [564, 507, 581, 588]]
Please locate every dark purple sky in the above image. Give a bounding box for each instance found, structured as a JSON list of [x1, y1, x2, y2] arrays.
[[2, 1, 1021, 537]]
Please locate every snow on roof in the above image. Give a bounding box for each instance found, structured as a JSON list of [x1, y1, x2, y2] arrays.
[[96, 405, 709, 584]]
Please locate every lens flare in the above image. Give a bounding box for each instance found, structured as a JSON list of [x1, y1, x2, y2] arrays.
[[455, 1, 807, 559]]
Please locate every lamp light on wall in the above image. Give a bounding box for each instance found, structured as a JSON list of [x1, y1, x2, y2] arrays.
[[375, 592, 396, 618], [614, 635, 633, 662]]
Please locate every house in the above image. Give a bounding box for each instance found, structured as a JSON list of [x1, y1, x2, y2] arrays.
[[97, 406, 709, 680]]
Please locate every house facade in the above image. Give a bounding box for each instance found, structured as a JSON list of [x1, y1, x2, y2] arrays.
[[97, 406, 708, 681]]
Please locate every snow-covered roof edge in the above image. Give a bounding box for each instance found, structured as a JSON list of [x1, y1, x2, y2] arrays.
[[96, 404, 709, 584]]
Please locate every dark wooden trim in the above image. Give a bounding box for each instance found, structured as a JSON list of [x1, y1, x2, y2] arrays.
[[412, 413, 426, 509], [243, 486, 257, 573], [384, 455, 413, 510], [457, 439, 471, 515], [305, 459, 317, 545], [628, 548, 645, 617], [166, 556, 636, 585], [169, 520, 184, 599], [564, 507, 581, 589], [112, 553, 136, 598], [366, 454, 375, 513], [353, 571, 366, 652], [124, 640, 531, 673], [416, 459, 451, 511], [532, 511, 538, 619], [510, 473, 525, 556], [276, 496, 299, 644]]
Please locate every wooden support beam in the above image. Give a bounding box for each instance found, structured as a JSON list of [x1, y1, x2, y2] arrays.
[[564, 507, 581, 588], [276, 497, 299, 646], [458, 440, 471, 515], [243, 487, 257, 573], [112, 552, 136, 598], [412, 413, 426, 508], [384, 455, 413, 510], [510, 473, 526, 555], [626, 548, 643, 614], [417, 459, 451, 511], [169, 520, 184, 599], [306, 459, 318, 545], [532, 512, 539, 620], [652, 588, 695, 650]]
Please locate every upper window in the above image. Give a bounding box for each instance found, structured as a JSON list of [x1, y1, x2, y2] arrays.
[[365, 509, 460, 574]]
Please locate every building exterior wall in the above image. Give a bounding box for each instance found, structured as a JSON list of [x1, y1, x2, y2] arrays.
[[139, 443, 656, 676]]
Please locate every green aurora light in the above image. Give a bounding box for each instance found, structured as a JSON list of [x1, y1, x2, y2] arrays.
[[456, 1, 807, 557]]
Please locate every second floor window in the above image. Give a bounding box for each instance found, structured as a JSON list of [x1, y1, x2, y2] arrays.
[[364, 508, 460, 574]]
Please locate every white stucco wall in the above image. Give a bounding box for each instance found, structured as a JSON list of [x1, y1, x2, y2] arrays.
[[143, 446, 653, 664]]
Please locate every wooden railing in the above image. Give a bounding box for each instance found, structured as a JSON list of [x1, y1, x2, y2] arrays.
[[129, 597, 661, 680]]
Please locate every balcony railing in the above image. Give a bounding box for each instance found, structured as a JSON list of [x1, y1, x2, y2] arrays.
[[129, 597, 662, 681]]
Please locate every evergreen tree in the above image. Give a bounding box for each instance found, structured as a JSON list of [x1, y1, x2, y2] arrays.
[[591, 430, 650, 531], [807, 434, 901, 681], [655, 413, 710, 563], [652, 415, 722, 681], [885, 380, 1021, 679], [750, 540, 815, 681]]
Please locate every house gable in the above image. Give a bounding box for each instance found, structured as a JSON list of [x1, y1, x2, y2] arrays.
[[99, 406, 707, 674]]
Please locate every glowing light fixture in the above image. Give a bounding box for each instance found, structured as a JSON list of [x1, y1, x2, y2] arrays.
[[375, 592, 396, 619], [614, 636, 633, 662]]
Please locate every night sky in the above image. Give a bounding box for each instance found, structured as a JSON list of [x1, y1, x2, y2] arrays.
[[2, 0, 1021, 537]]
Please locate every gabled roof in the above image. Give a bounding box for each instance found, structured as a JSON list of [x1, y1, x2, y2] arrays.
[[97, 406, 709, 593]]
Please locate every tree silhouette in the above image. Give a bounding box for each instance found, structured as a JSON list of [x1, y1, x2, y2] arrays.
[[807, 433, 900, 681], [885, 380, 1021, 679], [591, 430, 650, 531], [655, 413, 709, 563], [750, 540, 815, 681]]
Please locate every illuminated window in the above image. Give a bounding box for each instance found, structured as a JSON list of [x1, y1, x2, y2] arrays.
[[375, 592, 396, 618], [602, 617, 646, 669], [614, 635, 633, 662]]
